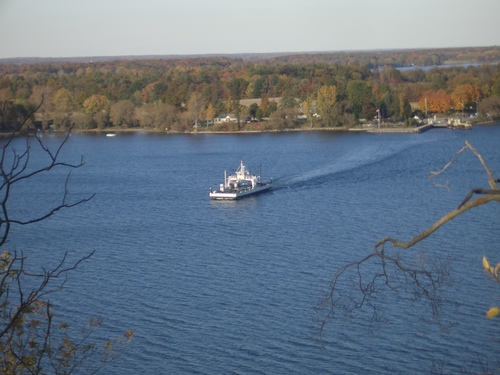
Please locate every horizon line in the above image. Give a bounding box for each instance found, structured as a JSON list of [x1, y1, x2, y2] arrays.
[[1, 45, 498, 63]]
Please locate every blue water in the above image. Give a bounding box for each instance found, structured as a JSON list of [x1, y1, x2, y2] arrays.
[[396, 63, 494, 71], [6, 125, 500, 374]]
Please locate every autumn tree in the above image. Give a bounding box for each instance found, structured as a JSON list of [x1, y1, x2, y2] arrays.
[[434, 90, 452, 113], [110, 100, 135, 128], [133, 104, 154, 129], [316, 85, 338, 127], [0, 100, 133, 373], [205, 102, 215, 127], [1, 50, 500, 131], [47, 88, 74, 130], [187, 91, 204, 130], [82, 94, 110, 129], [380, 66, 403, 84], [268, 108, 300, 130], [302, 95, 315, 129], [419, 90, 451, 114], [372, 82, 400, 120], [82, 94, 109, 115], [134, 102, 178, 130], [52, 88, 74, 113], [70, 111, 92, 130], [260, 96, 270, 117], [450, 84, 476, 115], [399, 93, 412, 124], [482, 256, 500, 318], [478, 96, 500, 119]]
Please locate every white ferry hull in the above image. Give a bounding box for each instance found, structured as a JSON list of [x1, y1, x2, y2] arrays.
[[209, 183, 272, 200]]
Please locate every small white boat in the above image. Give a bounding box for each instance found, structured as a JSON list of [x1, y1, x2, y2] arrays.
[[209, 161, 272, 200], [106, 133, 116, 137]]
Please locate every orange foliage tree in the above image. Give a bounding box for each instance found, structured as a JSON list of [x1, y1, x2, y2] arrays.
[[419, 90, 451, 113], [450, 84, 476, 112]]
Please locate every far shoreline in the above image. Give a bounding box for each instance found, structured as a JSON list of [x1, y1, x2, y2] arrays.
[[67, 123, 490, 135], [8, 120, 499, 138]]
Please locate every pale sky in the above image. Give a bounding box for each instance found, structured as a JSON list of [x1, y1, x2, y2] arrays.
[[0, 0, 499, 59]]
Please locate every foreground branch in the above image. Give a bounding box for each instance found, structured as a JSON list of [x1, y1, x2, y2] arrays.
[[0, 98, 132, 374], [0, 110, 93, 246], [321, 141, 499, 332]]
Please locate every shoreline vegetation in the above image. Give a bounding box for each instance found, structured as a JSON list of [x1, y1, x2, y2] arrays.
[[42, 117, 498, 137], [2, 46, 500, 135]]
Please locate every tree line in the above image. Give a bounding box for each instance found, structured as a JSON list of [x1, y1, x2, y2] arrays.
[[1, 47, 500, 133]]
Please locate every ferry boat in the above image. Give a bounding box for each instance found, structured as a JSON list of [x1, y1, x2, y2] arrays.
[[447, 118, 472, 130], [209, 161, 272, 200]]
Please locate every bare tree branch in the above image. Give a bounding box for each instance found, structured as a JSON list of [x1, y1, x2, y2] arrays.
[[375, 193, 499, 251], [0, 97, 132, 374], [321, 140, 498, 333], [0, 98, 93, 247], [429, 140, 499, 190]]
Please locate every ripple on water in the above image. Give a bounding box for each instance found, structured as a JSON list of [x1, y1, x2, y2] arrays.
[[5, 127, 500, 374]]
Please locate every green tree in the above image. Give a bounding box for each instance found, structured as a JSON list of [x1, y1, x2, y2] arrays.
[[260, 96, 270, 117], [0, 97, 22, 132], [226, 78, 248, 130], [252, 77, 266, 98], [490, 74, 500, 97], [399, 93, 412, 124], [255, 107, 263, 122], [249, 103, 259, 121], [267, 100, 278, 116], [346, 80, 372, 118], [0, 99, 38, 133], [280, 89, 297, 109]]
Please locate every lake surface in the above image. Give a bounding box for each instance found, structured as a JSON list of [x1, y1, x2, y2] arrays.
[[6, 125, 500, 374], [395, 63, 496, 71]]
